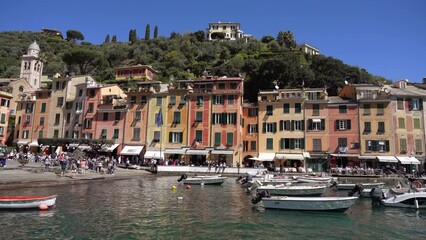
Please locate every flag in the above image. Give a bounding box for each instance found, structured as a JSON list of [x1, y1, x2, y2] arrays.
[[155, 108, 163, 127]]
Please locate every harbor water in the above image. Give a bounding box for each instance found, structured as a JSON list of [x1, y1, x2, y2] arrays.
[[1, 175, 425, 240]]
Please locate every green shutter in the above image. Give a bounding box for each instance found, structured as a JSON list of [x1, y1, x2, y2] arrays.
[[301, 138, 305, 149], [280, 139, 284, 149], [169, 132, 172, 142], [321, 119, 325, 130], [347, 120, 351, 130], [41, 103, 46, 113], [227, 132, 233, 146], [290, 139, 295, 149], [273, 122, 277, 133], [214, 133, 221, 146]]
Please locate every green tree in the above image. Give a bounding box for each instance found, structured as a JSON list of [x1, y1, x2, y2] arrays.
[[154, 25, 158, 39], [277, 31, 297, 50], [66, 30, 85, 43], [104, 34, 110, 43], [111, 35, 117, 43], [129, 29, 137, 44], [62, 46, 101, 74], [261, 35, 275, 44], [145, 24, 151, 40]]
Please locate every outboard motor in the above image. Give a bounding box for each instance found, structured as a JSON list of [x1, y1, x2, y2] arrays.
[[329, 180, 337, 188], [370, 187, 384, 206], [236, 176, 243, 182], [241, 175, 252, 186], [177, 174, 188, 182], [251, 191, 270, 204], [348, 184, 364, 196]]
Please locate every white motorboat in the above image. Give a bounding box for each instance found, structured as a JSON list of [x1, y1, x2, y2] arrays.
[[257, 184, 327, 196], [252, 192, 358, 211], [178, 174, 227, 185], [295, 176, 333, 185], [379, 189, 426, 209], [335, 182, 385, 190]]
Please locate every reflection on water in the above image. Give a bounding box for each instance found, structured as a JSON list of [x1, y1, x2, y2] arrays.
[[1, 175, 425, 239]]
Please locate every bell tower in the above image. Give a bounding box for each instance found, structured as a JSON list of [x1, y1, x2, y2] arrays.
[[20, 41, 43, 89]]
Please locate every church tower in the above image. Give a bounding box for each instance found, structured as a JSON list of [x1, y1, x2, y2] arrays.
[[19, 41, 43, 89]]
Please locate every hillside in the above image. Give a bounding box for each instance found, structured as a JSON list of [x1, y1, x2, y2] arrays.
[[0, 31, 388, 102]]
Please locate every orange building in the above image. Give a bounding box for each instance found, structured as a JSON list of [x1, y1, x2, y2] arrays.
[[0, 91, 12, 146]]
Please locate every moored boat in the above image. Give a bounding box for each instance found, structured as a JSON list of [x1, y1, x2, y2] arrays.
[[335, 182, 385, 190], [257, 184, 327, 196], [252, 191, 358, 211], [178, 174, 227, 185], [0, 195, 57, 209], [379, 189, 426, 209]]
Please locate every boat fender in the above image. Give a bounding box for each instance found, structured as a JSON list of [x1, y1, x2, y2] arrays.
[[39, 204, 48, 210], [177, 174, 188, 182], [415, 199, 419, 209], [413, 180, 423, 189]]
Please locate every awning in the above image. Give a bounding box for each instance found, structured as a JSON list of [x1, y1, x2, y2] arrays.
[[396, 156, 421, 165], [69, 143, 79, 148], [100, 143, 120, 152], [211, 149, 234, 155], [312, 119, 321, 122], [330, 153, 360, 158], [186, 149, 210, 155], [28, 141, 39, 147], [275, 153, 304, 160], [17, 141, 29, 145], [164, 148, 188, 154], [78, 145, 91, 151], [120, 146, 144, 155], [359, 155, 377, 160], [303, 152, 311, 158], [249, 152, 275, 161], [377, 156, 398, 163], [144, 150, 164, 159]]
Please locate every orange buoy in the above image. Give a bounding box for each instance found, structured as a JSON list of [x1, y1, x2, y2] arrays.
[[39, 204, 48, 210], [186, 185, 192, 189]]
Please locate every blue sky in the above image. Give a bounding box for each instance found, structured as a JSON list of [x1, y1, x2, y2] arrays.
[[1, 0, 425, 82]]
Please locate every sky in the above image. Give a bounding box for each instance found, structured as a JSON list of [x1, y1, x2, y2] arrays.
[[1, 0, 425, 83]]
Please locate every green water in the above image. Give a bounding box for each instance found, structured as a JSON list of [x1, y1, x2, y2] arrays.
[[1, 175, 425, 240]]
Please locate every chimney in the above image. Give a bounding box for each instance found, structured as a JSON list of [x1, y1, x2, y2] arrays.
[[423, 77, 426, 84]]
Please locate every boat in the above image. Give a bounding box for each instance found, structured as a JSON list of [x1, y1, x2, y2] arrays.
[[0, 195, 57, 209], [335, 182, 385, 190], [256, 184, 327, 196], [177, 174, 227, 185], [252, 192, 358, 211], [295, 176, 333, 185], [379, 189, 426, 209]]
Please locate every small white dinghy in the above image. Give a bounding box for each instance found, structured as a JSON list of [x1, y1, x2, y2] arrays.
[[177, 174, 227, 185], [0, 195, 57, 209], [257, 184, 327, 196]]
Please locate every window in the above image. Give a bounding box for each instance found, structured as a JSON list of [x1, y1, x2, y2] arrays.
[[230, 83, 237, 89], [195, 130, 202, 142], [364, 122, 371, 134], [39, 117, 45, 126], [365, 140, 389, 152], [263, 122, 277, 133], [84, 118, 92, 129], [38, 130, 43, 139], [113, 129, 119, 139], [307, 119, 324, 131], [88, 103, 94, 113], [397, 99, 404, 110], [279, 138, 305, 150], [295, 103, 302, 113], [173, 111, 181, 124], [377, 122, 385, 134], [279, 120, 291, 131], [218, 83, 225, 89], [41, 103, 46, 113], [226, 132, 233, 146], [214, 95, 224, 105], [414, 118, 421, 129], [153, 131, 160, 141], [335, 120, 351, 130], [135, 111, 141, 121], [133, 128, 141, 140], [53, 130, 59, 138], [248, 124, 258, 134], [115, 112, 120, 121], [214, 133, 221, 146], [266, 105, 273, 116], [228, 95, 234, 105], [415, 139, 423, 153], [78, 89, 83, 97], [57, 97, 63, 107], [169, 96, 176, 105], [410, 98, 420, 110], [63, 130, 68, 138], [55, 114, 60, 125], [25, 103, 33, 113], [156, 97, 162, 106], [266, 138, 273, 150], [180, 95, 187, 105], [399, 139, 407, 152], [283, 104, 290, 114], [196, 96, 203, 106], [313, 139, 322, 151], [22, 130, 29, 139], [73, 131, 79, 139], [308, 92, 319, 100], [250, 141, 256, 151], [398, 118, 405, 128], [339, 105, 347, 114], [141, 96, 147, 104], [293, 120, 304, 131], [101, 129, 107, 139], [0, 127, 3, 136], [130, 96, 136, 104], [66, 113, 71, 124], [0, 114, 5, 123], [377, 104, 384, 115], [338, 138, 347, 148], [313, 104, 320, 115], [195, 111, 203, 122], [248, 108, 258, 116], [363, 104, 370, 115]]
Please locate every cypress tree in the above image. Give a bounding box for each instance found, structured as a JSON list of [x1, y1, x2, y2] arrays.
[[145, 24, 150, 40], [154, 25, 158, 39], [104, 34, 110, 43], [112, 35, 117, 42]]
